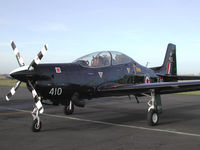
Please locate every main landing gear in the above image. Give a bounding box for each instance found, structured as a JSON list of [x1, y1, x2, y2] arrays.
[[64, 101, 74, 115], [31, 107, 42, 132], [147, 90, 162, 126], [64, 93, 85, 115]]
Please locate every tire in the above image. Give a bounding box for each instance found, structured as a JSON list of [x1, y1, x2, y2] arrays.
[[64, 102, 74, 115], [32, 119, 42, 132], [147, 109, 159, 126]]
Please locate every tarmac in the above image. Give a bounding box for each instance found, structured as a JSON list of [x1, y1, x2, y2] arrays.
[[1, 86, 200, 150]]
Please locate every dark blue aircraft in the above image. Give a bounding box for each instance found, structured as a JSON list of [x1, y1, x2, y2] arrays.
[[6, 41, 200, 132]]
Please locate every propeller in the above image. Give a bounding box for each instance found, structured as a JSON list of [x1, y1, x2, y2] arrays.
[[11, 41, 25, 67], [6, 41, 48, 114], [28, 44, 48, 70], [6, 81, 21, 101]]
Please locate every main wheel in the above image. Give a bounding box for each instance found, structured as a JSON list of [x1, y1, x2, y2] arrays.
[[64, 102, 74, 115], [147, 109, 159, 126], [32, 119, 42, 132]]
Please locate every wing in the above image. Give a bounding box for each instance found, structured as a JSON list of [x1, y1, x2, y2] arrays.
[[97, 81, 200, 96]]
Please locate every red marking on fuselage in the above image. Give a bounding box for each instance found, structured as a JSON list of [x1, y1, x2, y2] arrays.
[[55, 67, 61, 73]]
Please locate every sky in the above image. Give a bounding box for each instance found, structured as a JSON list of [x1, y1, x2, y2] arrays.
[[0, 0, 200, 74]]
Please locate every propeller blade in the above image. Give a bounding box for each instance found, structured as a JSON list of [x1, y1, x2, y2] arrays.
[[11, 41, 25, 67], [28, 81, 44, 114], [28, 44, 48, 70], [6, 81, 21, 101]]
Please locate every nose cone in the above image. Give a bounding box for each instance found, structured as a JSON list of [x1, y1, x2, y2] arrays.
[[10, 71, 24, 79], [10, 66, 29, 81], [10, 71, 17, 79]]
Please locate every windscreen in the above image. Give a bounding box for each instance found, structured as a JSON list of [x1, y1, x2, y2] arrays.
[[111, 51, 133, 65]]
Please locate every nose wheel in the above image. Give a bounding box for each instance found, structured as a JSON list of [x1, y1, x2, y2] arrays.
[[32, 119, 42, 132]]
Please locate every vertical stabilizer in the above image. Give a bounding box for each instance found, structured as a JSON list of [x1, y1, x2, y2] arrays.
[[152, 44, 177, 76], [162, 44, 177, 75]]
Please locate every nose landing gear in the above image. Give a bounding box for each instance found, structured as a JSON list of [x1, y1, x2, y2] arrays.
[[31, 107, 42, 132]]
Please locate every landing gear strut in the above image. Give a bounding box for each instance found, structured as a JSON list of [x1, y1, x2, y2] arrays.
[[64, 101, 74, 115], [31, 107, 42, 132], [147, 90, 162, 126]]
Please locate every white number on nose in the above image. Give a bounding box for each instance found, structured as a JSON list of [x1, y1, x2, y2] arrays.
[[49, 88, 62, 95]]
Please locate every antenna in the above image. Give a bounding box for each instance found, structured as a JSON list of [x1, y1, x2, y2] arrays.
[[146, 61, 150, 67]]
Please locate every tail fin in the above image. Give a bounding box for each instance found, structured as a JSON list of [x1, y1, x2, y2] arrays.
[[151, 43, 177, 75], [152, 44, 200, 81], [162, 43, 177, 75]]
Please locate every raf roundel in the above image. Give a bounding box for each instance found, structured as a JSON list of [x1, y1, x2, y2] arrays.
[[145, 76, 150, 84]]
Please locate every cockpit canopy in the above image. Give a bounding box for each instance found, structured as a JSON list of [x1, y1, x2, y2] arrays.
[[74, 51, 133, 68]]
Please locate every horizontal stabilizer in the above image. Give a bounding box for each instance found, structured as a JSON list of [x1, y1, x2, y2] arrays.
[[157, 74, 200, 81]]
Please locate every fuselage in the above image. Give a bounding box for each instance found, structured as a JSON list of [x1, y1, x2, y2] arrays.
[[33, 61, 158, 103], [10, 51, 160, 105]]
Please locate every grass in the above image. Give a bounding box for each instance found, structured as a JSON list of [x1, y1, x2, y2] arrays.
[[177, 91, 200, 96], [1, 79, 200, 96], [0, 79, 26, 87]]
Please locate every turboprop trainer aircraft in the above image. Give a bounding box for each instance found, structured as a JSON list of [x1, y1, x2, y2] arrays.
[[5, 41, 200, 132]]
